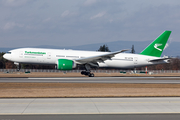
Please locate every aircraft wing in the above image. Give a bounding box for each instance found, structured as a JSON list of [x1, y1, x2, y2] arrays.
[[75, 49, 129, 64], [149, 58, 171, 62]]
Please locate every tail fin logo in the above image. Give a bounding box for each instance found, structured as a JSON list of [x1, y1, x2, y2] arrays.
[[154, 43, 162, 51]]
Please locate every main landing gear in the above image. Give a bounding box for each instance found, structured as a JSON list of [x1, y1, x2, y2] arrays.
[[81, 64, 95, 77], [81, 71, 94, 77]]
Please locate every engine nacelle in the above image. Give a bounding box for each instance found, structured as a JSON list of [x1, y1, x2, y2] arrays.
[[57, 59, 76, 70]]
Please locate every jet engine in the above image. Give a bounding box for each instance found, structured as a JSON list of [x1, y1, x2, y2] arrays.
[[57, 59, 76, 70]]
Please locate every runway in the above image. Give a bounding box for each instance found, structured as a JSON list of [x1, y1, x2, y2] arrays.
[[1, 114, 180, 120], [0, 77, 180, 83], [0, 97, 180, 115]]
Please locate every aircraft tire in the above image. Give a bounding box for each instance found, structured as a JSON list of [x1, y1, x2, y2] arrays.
[[89, 73, 94, 77], [81, 71, 85, 75]]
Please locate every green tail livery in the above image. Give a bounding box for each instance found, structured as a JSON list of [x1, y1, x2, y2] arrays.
[[140, 31, 171, 57]]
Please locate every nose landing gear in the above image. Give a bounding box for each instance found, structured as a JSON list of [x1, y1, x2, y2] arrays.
[[14, 62, 20, 71]]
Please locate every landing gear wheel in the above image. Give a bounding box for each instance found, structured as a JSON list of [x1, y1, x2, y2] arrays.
[[89, 73, 94, 77], [81, 71, 90, 76], [81, 71, 86, 75], [81, 71, 94, 77]]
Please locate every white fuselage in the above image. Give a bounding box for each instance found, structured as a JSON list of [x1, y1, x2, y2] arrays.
[[3, 48, 167, 69]]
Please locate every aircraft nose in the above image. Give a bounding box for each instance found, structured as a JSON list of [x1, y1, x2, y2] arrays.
[[3, 54, 6, 59], [3, 54, 7, 59], [3, 53, 11, 60]]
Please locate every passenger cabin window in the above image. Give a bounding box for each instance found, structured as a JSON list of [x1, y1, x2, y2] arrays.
[[56, 55, 65, 57], [66, 56, 79, 58]]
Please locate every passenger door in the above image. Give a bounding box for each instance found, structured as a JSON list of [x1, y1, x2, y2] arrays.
[[47, 52, 51, 59], [19, 51, 23, 58], [134, 57, 138, 64]]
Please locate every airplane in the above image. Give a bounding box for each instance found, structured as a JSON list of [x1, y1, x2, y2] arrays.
[[3, 30, 171, 77]]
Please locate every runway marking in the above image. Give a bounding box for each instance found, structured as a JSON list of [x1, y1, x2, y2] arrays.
[[1, 77, 180, 84]]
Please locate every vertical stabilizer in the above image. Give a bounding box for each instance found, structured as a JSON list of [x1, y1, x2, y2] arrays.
[[140, 31, 171, 57]]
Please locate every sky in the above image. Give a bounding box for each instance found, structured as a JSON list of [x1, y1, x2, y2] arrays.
[[0, 0, 180, 48]]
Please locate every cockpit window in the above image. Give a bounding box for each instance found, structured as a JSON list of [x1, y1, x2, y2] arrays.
[[6, 52, 11, 54]]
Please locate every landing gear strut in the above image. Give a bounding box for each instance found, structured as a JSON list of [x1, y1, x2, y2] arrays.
[[14, 62, 20, 71], [81, 64, 95, 77]]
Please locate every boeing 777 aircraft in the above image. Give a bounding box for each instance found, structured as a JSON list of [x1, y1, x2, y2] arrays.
[[3, 31, 171, 77]]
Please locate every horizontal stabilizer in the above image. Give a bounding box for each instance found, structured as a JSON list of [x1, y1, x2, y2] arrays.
[[149, 58, 171, 62]]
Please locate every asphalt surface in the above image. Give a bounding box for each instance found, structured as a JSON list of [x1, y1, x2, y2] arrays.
[[0, 77, 180, 83], [1, 114, 180, 120]]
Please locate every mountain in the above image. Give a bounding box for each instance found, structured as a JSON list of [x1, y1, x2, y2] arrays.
[[0, 40, 179, 57]]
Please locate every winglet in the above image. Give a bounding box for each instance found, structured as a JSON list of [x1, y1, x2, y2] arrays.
[[140, 31, 171, 57]]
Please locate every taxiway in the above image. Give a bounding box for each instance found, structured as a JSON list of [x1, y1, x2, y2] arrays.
[[0, 97, 180, 115]]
